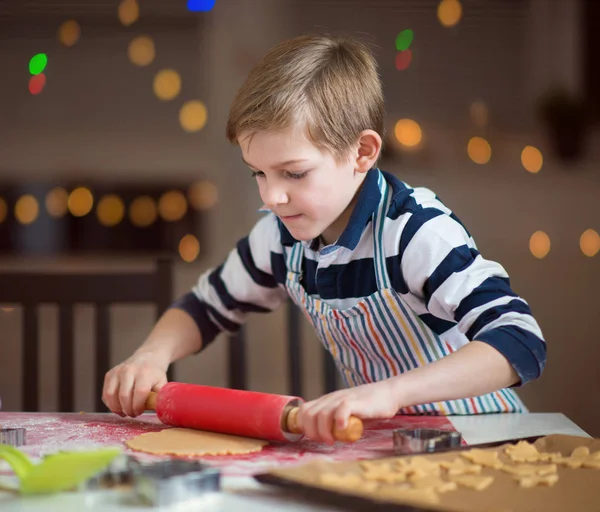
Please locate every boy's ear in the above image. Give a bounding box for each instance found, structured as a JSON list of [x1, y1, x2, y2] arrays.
[[355, 130, 382, 173]]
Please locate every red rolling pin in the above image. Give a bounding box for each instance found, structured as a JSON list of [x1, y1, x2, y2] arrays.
[[145, 382, 363, 443]]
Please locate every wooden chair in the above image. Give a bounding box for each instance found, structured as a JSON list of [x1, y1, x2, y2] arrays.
[[228, 300, 338, 397], [0, 257, 174, 413]]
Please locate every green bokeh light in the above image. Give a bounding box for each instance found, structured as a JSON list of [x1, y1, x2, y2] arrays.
[[395, 30, 414, 51], [29, 53, 47, 75]]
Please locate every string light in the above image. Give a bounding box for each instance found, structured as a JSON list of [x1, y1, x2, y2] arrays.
[[118, 0, 139, 26], [15, 195, 39, 225], [188, 181, 218, 210], [29, 54, 47, 75], [521, 146, 543, 173], [470, 100, 488, 127], [29, 74, 46, 95], [394, 119, 422, 148], [580, 229, 600, 257], [529, 231, 550, 259], [179, 101, 208, 132], [129, 196, 157, 227], [128, 36, 155, 66], [58, 20, 80, 47], [179, 234, 200, 262], [97, 194, 125, 227], [395, 51, 413, 71], [153, 69, 181, 101], [467, 137, 491, 164], [187, 0, 216, 12], [0, 197, 7, 223], [68, 187, 94, 217], [437, 0, 462, 27], [45, 187, 68, 217], [158, 190, 187, 221]]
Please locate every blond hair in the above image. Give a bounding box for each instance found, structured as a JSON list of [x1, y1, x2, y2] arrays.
[[226, 34, 384, 160]]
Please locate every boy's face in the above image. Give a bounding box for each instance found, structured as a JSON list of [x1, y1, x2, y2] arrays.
[[239, 126, 367, 245]]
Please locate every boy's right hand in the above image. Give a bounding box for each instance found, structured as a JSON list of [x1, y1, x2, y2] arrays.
[[102, 352, 168, 418]]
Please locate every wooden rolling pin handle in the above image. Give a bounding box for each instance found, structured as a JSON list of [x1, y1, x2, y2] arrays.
[[286, 407, 363, 442], [145, 391, 158, 411]]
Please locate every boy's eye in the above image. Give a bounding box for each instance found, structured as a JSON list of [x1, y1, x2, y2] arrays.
[[285, 171, 308, 180], [251, 171, 264, 178]]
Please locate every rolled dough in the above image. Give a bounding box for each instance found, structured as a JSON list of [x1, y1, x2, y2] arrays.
[[125, 427, 269, 456]]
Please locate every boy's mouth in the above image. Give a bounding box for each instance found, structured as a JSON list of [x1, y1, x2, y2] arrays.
[[279, 214, 303, 220]]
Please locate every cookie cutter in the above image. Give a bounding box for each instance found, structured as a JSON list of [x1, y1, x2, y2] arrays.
[[393, 428, 463, 454], [129, 458, 221, 507], [0, 428, 26, 447]]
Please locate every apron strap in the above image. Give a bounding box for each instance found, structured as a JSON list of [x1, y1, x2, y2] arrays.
[[372, 171, 393, 290]]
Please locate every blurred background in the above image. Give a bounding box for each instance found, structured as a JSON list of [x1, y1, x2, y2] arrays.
[[0, 0, 598, 435]]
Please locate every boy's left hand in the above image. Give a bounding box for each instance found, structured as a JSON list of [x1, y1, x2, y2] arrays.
[[296, 379, 400, 444]]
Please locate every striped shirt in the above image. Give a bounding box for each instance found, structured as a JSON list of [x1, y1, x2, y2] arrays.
[[172, 168, 546, 386]]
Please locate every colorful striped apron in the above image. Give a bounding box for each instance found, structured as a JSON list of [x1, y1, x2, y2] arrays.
[[285, 172, 525, 415]]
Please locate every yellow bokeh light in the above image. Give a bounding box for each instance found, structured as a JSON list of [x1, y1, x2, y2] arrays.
[[470, 100, 488, 127], [129, 195, 157, 227], [521, 146, 543, 174], [394, 119, 422, 148], [0, 197, 7, 223], [97, 194, 125, 227], [580, 229, 600, 257], [15, 195, 39, 225], [179, 234, 200, 263], [128, 36, 155, 66], [188, 181, 218, 211], [153, 69, 181, 101], [118, 0, 139, 26], [45, 187, 68, 218], [58, 20, 80, 47], [68, 187, 94, 217], [529, 231, 551, 259], [438, 0, 463, 27], [179, 101, 208, 133], [467, 137, 491, 164], [158, 190, 188, 222]]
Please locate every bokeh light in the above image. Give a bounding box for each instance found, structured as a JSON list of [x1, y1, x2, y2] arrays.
[[29, 54, 47, 75], [97, 194, 125, 227], [45, 187, 68, 218], [187, 0, 216, 12], [580, 229, 600, 257], [467, 137, 491, 164], [15, 195, 39, 225], [179, 101, 208, 132], [395, 29, 414, 51], [128, 36, 155, 66], [437, 0, 462, 28], [158, 190, 187, 222], [129, 196, 157, 227], [68, 187, 94, 217], [395, 50, 413, 71], [394, 119, 422, 148], [1, 306, 15, 313], [470, 100, 488, 127], [521, 146, 543, 174], [58, 20, 80, 47], [153, 69, 181, 101], [0, 197, 7, 223], [529, 231, 551, 259], [118, 0, 139, 26], [188, 181, 218, 210], [29, 74, 46, 95], [179, 234, 201, 262]]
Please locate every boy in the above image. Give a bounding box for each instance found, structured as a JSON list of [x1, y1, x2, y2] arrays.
[[102, 34, 546, 444]]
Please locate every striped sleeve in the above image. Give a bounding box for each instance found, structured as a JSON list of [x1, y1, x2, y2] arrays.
[[397, 199, 546, 386], [170, 213, 289, 349]]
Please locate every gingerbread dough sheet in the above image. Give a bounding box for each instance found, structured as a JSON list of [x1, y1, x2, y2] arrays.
[[125, 427, 269, 456]]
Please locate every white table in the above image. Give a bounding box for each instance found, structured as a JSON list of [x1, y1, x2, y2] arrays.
[[0, 413, 590, 512]]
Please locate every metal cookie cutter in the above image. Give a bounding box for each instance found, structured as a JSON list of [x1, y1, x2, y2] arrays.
[[393, 428, 462, 454], [127, 458, 221, 507], [0, 428, 26, 447]]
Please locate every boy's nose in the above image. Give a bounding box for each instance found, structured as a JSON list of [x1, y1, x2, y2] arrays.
[[262, 183, 289, 207]]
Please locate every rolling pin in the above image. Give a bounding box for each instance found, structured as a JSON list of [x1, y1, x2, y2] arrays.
[[145, 382, 363, 443]]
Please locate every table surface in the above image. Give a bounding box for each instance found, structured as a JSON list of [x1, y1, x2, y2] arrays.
[[0, 412, 590, 512]]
